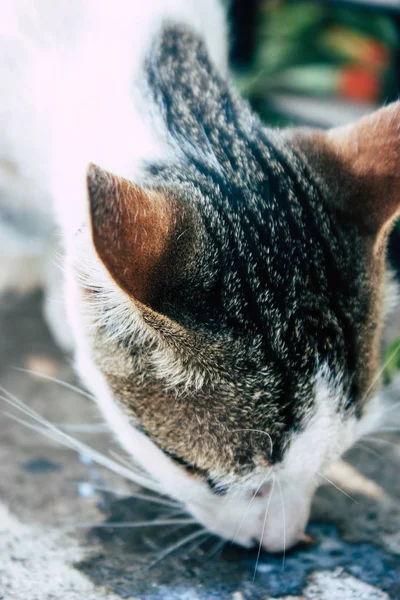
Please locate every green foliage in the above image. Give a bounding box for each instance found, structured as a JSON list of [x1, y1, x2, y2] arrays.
[[237, 0, 399, 113], [382, 338, 400, 384]]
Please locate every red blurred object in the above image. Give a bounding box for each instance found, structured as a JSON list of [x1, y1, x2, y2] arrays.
[[363, 40, 390, 69], [338, 66, 381, 101]]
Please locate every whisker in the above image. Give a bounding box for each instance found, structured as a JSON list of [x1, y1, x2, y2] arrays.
[[156, 507, 187, 519], [231, 471, 271, 545], [276, 478, 286, 572], [56, 423, 108, 433], [355, 442, 384, 460], [378, 399, 400, 419], [253, 474, 276, 582], [145, 528, 208, 571], [69, 518, 195, 530], [207, 538, 226, 558], [1, 396, 162, 493], [363, 435, 400, 448], [186, 533, 211, 555], [232, 429, 273, 456], [107, 448, 157, 485], [0, 384, 39, 414], [9, 411, 161, 493], [373, 427, 400, 434], [157, 521, 194, 540], [0, 384, 171, 499], [109, 449, 144, 471], [12, 367, 96, 401], [381, 402, 400, 416], [91, 485, 180, 508], [361, 344, 400, 404], [317, 472, 358, 503], [51, 251, 67, 273]]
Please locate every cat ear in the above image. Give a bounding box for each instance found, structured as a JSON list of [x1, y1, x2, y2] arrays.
[[87, 164, 186, 304], [298, 101, 400, 237]]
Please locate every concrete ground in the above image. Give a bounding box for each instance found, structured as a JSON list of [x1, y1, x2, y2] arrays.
[[0, 292, 399, 599]]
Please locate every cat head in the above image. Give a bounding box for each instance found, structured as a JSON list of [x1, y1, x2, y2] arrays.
[[62, 82, 400, 550]]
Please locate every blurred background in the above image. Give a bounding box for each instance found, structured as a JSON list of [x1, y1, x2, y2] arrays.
[[229, 0, 400, 127]]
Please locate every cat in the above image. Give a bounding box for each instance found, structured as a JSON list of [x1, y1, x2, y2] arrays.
[[1, 0, 399, 553]]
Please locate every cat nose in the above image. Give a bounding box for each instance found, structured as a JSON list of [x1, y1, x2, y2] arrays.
[[257, 482, 314, 553]]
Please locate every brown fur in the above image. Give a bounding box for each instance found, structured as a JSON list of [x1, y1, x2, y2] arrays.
[[88, 164, 194, 306], [291, 102, 400, 402], [297, 104, 400, 236]]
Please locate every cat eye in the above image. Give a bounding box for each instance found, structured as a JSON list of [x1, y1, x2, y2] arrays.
[[162, 449, 197, 472], [205, 476, 229, 496], [162, 449, 229, 495]]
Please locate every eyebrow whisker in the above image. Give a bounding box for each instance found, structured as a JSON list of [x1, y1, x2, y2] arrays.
[[231, 428, 273, 457]]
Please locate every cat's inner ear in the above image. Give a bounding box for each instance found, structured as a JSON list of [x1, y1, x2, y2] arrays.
[[87, 164, 188, 305], [295, 101, 400, 238]]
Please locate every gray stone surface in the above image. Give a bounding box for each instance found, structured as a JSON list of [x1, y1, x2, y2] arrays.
[[0, 292, 399, 599]]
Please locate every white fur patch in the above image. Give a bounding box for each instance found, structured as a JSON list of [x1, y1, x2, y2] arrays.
[[0, 0, 228, 249]]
